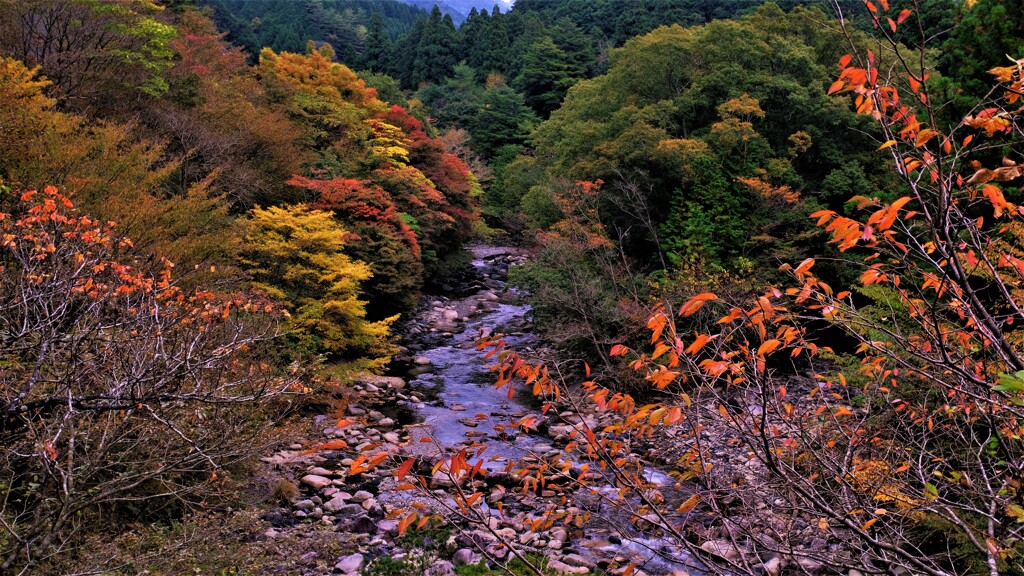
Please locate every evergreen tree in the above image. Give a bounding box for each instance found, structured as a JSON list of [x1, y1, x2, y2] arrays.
[[514, 36, 580, 116], [470, 79, 536, 157], [361, 12, 391, 70], [409, 6, 459, 87], [942, 0, 1024, 104], [416, 63, 483, 129], [469, 8, 513, 77]]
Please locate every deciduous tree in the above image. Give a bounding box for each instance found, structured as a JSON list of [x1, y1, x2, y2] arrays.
[[0, 186, 286, 570]]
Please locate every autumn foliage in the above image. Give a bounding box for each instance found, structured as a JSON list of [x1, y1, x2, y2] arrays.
[[457, 6, 1024, 575], [0, 187, 287, 569], [257, 46, 480, 313]]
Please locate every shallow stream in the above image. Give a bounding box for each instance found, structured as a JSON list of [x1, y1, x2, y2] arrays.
[[394, 245, 702, 575]]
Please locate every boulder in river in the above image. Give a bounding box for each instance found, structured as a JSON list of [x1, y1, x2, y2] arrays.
[[334, 553, 364, 574]]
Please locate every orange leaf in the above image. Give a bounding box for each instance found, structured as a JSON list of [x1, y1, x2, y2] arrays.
[[652, 342, 672, 360], [398, 513, 417, 535], [678, 292, 718, 317], [794, 257, 815, 275], [758, 339, 781, 357], [395, 458, 415, 481], [676, 494, 701, 513], [299, 439, 349, 455], [610, 344, 630, 357], [915, 129, 938, 148], [685, 333, 715, 356], [367, 452, 388, 469], [890, 196, 912, 212]]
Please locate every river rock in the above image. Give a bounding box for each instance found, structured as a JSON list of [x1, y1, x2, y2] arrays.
[[548, 527, 568, 547], [414, 356, 432, 365], [300, 474, 332, 490], [377, 519, 399, 534], [425, 560, 456, 576], [546, 559, 589, 574], [453, 548, 479, 565], [331, 503, 364, 516], [561, 553, 596, 569], [335, 553, 364, 573], [701, 539, 741, 561], [323, 493, 350, 512], [350, 490, 373, 503]]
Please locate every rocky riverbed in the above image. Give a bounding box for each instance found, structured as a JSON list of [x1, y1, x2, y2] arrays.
[[254, 246, 702, 575], [251, 245, 873, 576]]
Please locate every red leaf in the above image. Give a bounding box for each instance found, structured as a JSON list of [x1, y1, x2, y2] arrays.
[[395, 458, 415, 480]]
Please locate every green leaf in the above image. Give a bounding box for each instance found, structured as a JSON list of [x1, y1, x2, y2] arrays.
[[994, 372, 1024, 393], [924, 482, 938, 501]]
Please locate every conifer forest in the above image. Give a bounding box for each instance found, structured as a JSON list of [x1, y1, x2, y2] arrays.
[[3, 0, 1024, 574]]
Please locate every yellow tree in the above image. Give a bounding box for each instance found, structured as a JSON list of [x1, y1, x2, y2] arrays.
[[241, 204, 396, 375]]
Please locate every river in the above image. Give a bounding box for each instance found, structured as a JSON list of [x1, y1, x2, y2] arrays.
[[389, 245, 703, 575]]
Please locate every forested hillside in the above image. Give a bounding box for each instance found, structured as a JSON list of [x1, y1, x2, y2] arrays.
[[3, 0, 1024, 574], [202, 0, 429, 58]]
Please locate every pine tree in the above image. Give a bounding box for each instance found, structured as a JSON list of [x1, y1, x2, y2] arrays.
[[471, 79, 536, 158], [361, 12, 391, 71], [409, 6, 458, 87], [514, 36, 579, 116]]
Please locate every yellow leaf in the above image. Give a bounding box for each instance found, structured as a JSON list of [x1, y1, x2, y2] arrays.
[[677, 494, 701, 513], [915, 129, 938, 148], [878, 139, 897, 150]]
